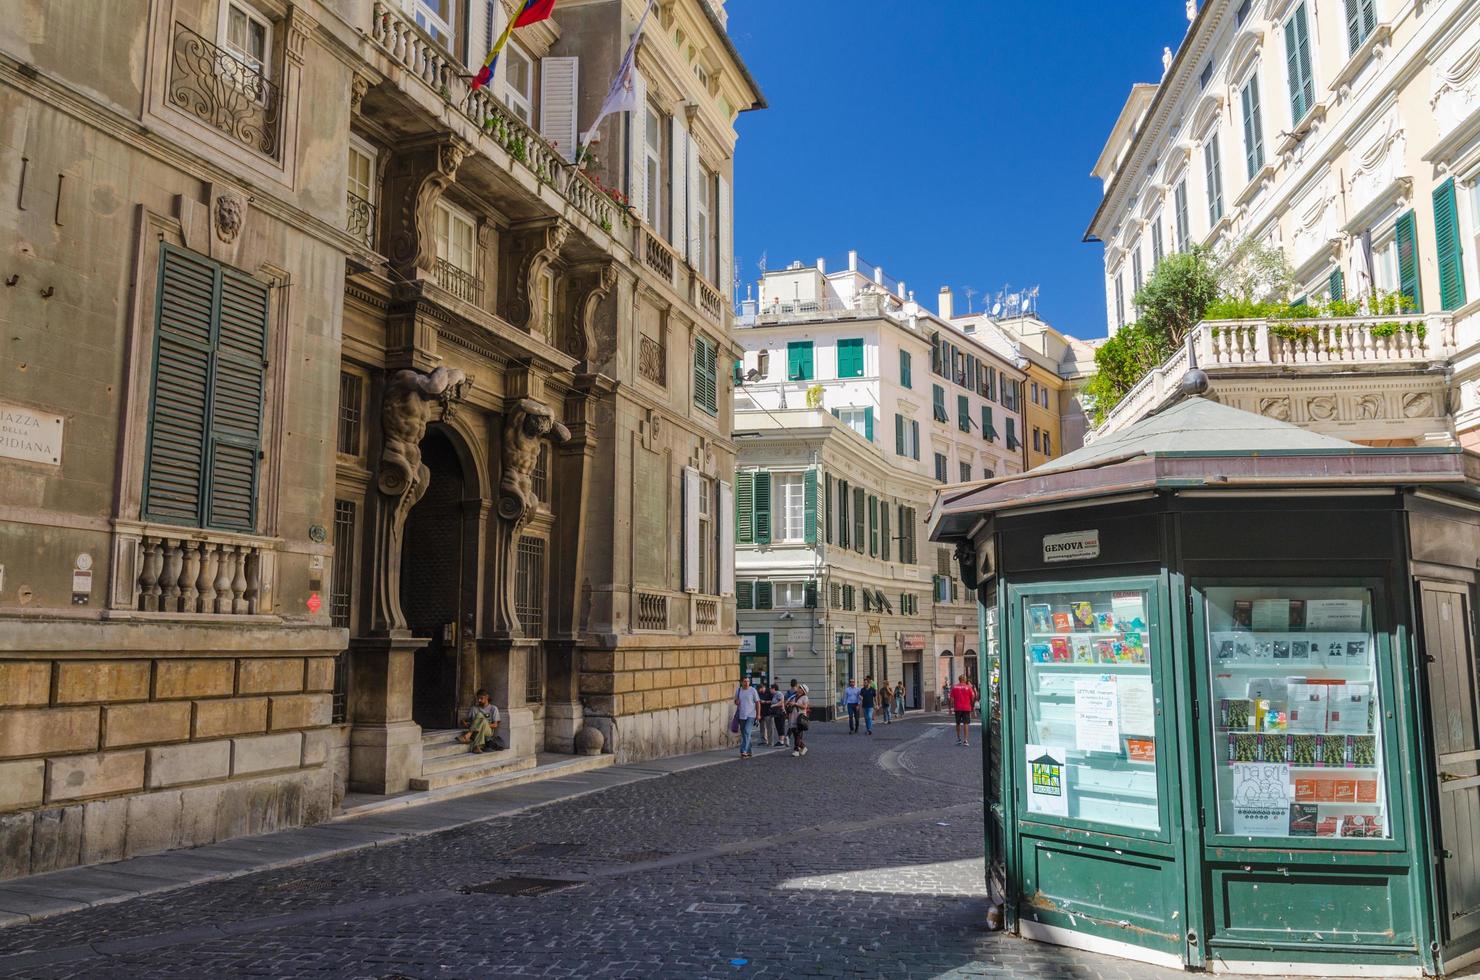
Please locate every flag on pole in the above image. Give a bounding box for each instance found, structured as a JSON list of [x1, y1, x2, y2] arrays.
[[578, 0, 656, 155], [470, 0, 559, 91]]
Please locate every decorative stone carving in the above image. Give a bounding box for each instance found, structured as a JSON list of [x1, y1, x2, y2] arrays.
[[1432, 22, 1480, 144], [1403, 391, 1436, 419], [382, 136, 471, 277], [370, 366, 471, 633], [498, 398, 570, 527], [503, 220, 571, 336], [350, 73, 371, 115], [1346, 106, 1406, 220], [564, 262, 618, 362], [213, 192, 245, 244], [1258, 396, 1290, 421], [1357, 394, 1383, 419], [1290, 174, 1339, 271], [1307, 395, 1337, 421]]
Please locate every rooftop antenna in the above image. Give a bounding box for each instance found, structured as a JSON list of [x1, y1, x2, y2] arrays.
[[964, 286, 978, 314]]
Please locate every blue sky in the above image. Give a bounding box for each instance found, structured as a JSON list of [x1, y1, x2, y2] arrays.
[[726, 1, 1192, 340]]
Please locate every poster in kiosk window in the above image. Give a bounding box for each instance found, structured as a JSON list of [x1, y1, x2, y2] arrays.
[[1026, 744, 1069, 816]]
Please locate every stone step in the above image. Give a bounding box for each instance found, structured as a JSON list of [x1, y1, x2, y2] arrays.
[[409, 751, 534, 792], [421, 731, 476, 761], [338, 752, 616, 819]]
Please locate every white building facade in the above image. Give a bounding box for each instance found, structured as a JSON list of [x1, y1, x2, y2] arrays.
[[1087, 0, 1480, 447]]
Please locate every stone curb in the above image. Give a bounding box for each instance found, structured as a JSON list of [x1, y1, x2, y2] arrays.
[[0, 743, 751, 930]]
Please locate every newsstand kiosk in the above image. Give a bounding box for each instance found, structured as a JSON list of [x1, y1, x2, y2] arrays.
[[931, 398, 1480, 977]]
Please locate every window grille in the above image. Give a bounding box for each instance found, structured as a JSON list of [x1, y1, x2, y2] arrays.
[[526, 645, 545, 704], [330, 498, 356, 725], [516, 536, 546, 638], [531, 443, 549, 503], [337, 372, 362, 456]]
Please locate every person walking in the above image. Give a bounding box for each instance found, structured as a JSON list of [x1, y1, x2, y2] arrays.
[[950, 675, 976, 746], [789, 683, 810, 757], [940, 681, 950, 713], [880, 678, 893, 725], [780, 679, 800, 749], [860, 676, 877, 735], [843, 677, 861, 734], [734, 676, 759, 758], [893, 680, 906, 719], [757, 681, 777, 745]]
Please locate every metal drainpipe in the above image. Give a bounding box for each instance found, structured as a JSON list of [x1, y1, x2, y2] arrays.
[[810, 448, 823, 705]]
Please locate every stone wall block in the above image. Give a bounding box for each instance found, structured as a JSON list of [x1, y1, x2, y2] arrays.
[[238, 658, 306, 695], [146, 739, 231, 788], [55, 661, 151, 704], [214, 772, 303, 840], [0, 760, 45, 811], [45, 750, 146, 803], [232, 732, 304, 775], [582, 651, 614, 673], [582, 672, 614, 694], [301, 728, 333, 767], [0, 662, 52, 707], [29, 806, 83, 874], [178, 783, 224, 848], [193, 697, 269, 738], [304, 657, 335, 692], [0, 706, 100, 758], [300, 766, 333, 825], [268, 694, 332, 731], [154, 659, 235, 699], [0, 812, 33, 881], [123, 790, 183, 858], [102, 701, 192, 747], [80, 797, 129, 865]]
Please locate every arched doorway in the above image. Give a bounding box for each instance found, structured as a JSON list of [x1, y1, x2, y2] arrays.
[[400, 427, 472, 730]]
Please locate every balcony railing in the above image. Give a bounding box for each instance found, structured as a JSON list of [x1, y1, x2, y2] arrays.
[[368, 2, 614, 234], [136, 532, 266, 615], [694, 272, 724, 323], [695, 597, 720, 632], [167, 23, 281, 158], [642, 227, 677, 284], [347, 192, 377, 250], [1087, 314, 1455, 441], [435, 258, 483, 304], [636, 592, 669, 631]]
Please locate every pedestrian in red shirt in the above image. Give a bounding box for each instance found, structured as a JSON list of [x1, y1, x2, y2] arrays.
[[950, 677, 976, 747]]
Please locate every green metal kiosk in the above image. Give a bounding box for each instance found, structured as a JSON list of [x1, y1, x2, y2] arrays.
[[930, 398, 1480, 977]]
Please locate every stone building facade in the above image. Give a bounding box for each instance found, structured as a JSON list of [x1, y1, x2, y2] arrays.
[[0, 0, 759, 879]]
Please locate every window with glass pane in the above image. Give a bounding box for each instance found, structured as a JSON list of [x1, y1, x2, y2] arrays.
[[1022, 588, 1159, 831], [1204, 586, 1389, 840], [347, 145, 374, 203], [503, 45, 533, 124], [225, 3, 270, 73], [435, 203, 475, 274], [774, 473, 805, 542]]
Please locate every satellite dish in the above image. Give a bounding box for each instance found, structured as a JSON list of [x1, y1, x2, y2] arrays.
[[990, 302, 1002, 317]]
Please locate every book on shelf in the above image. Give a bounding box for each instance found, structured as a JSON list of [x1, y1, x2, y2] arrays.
[[1028, 604, 1053, 634], [1052, 612, 1072, 633]]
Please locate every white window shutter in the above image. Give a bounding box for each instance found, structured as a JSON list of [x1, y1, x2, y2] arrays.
[[687, 137, 701, 269], [718, 480, 735, 596], [717, 172, 732, 308], [670, 116, 688, 259], [628, 72, 647, 222], [539, 56, 579, 161], [682, 466, 701, 592]]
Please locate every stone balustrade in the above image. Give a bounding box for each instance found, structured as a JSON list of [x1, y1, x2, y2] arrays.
[[135, 532, 268, 615], [641, 227, 676, 285]]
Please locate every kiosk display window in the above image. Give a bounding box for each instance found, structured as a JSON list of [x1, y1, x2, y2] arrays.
[[1204, 586, 1389, 840], [1022, 588, 1160, 831]]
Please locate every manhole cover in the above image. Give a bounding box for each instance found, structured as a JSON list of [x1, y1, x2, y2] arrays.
[[463, 876, 585, 896], [617, 849, 671, 863], [685, 902, 742, 915], [506, 841, 584, 858]]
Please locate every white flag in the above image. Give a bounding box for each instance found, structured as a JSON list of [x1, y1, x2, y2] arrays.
[[579, 0, 655, 154]]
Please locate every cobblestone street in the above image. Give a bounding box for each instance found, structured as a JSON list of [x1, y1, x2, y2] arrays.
[[0, 716, 1218, 979]]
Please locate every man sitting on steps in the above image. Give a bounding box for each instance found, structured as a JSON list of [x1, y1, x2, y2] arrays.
[[457, 689, 504, 753]]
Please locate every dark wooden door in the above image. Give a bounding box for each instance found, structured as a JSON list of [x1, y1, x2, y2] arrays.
[[1419, 581, 1480, 950]]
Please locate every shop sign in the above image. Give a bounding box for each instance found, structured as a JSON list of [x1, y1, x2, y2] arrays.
[[1026, 744, 1069, 816], [738, 634, 757, 654], [1043, 529, 1099, 563], [899, 632, 925, 652], [835, 632, 854, 653]]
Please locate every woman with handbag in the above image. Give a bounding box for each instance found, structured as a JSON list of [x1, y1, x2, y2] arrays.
[[789, 683, 810, 757]]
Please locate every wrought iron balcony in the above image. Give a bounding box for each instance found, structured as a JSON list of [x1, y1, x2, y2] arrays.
[[434, 258, 484, 304], [167, 23, 281, 158], [346, 192, 376, 250]]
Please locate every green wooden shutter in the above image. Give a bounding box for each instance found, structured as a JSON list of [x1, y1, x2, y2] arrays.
[[207, 268, 269, 531], [736, 579, 754, 609], [838, 338, 863, 378], [787, 342, 812, 381], [145, 247, 217, 526], [868, 494, 878, 557], [735, 471, 754, 543], [1286, 4, 1313, 121], [1344, 0, 1361, 53], [752, 470, 771, 544], [864, 408, 874, 443], [838, 480, 849, 549], [1241, 76, 1263, 178], [804, 579, 817, 609], [803, 468, 817, 545], [693, 336, 706, 408], [911, 420, 920, 460], [957, 394, 970, 432], [899, 349, 911, 388], [1396, 210, 1422, 311], [824, 471, 833, 544], [852, 485, 864, 553], [1329, 268, 1344, 302], [755, 579, 772, 610], [880, 503, 890, 562], [895, 414, 905, 455], [1435, 178, 1467, 311], [704, 339, 718, 412]]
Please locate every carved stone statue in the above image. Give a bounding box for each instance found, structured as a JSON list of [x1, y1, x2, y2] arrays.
[[370, 366, 470, 633], [498, 398, 570, 525]]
